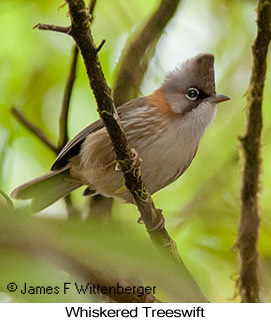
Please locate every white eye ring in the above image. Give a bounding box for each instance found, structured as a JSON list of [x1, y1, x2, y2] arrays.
[[185, 88, 199, 101]]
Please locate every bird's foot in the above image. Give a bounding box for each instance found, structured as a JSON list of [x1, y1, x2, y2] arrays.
[[113, 148, 142, 173], [124, 148, 142, 174]]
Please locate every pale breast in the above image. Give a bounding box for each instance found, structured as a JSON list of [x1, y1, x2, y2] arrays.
[[136, 102, 217, 194], [133, 116, 201, 194]]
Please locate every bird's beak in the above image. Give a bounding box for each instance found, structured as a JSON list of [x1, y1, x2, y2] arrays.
[[208, 94, 230, 104]]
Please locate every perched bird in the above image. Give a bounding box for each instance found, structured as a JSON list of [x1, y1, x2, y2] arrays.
[[11, 54, 229, 212]]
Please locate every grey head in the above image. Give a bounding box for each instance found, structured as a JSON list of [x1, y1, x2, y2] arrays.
[[162, 54, 229, 115]]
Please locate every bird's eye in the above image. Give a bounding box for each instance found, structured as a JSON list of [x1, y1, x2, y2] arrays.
[[185, 88, 199, 101]]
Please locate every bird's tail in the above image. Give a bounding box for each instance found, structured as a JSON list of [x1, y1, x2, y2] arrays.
[[11, 168, 81, 212]]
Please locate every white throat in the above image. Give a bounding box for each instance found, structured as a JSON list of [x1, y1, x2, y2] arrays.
[[180, 101, 217, 139]]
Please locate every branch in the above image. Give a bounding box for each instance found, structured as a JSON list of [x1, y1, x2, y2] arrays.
[[237, 0, 271, 303], [58, 45, 79, 149], [33, 23, 71, 34], [65, 0, 181, 261], [96, 39, 106, 53], [89, 0, 97, 21], [0, 189, 14, 209], [11, 107, 80, 216], [113, 0, 181, 106], [11, 107, 59, 153]]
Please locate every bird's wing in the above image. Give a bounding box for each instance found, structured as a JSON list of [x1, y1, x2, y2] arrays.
[[51, 97, 147, 171], [51, 119, 104, 170]]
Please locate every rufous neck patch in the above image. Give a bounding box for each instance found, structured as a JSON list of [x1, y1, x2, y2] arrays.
[[146, 88, 172, 114]]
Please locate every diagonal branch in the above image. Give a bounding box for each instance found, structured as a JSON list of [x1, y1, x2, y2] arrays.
[[58, 45, 79, 149], [11, 107, 79, 216], [113, 0, 181, 106], [64, 0, 181, 261], [11, 107, 59, 153], [89, 0, 97, 20], [237, 0, 271, 303]]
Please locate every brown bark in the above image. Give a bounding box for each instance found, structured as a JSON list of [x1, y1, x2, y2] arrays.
[[237, 0, 271, 303]]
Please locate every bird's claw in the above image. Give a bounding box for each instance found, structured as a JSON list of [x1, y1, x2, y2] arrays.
[[115, 162, 121, 171], [114, 148, 142, 173], [124, 148, 142, 174]]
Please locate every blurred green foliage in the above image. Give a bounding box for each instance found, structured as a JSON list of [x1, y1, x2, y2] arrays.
[[0, 0, 271, 302]]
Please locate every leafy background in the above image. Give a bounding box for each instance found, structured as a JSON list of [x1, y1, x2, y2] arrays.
[[0, 0, 271, 302]]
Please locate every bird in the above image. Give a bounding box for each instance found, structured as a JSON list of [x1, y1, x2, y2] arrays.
[[11, 53, 230, 212]]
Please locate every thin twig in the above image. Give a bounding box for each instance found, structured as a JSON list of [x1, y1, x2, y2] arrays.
[[12, 107, 59, 153], [113, 0, 181, 106], [33, 23, 71, 34], [96, 39, 106, 53], [58, 45, 79, 149], [89, 0, 97, 21], [0, 189, 14, 209], [237, 0, 271, 303]]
